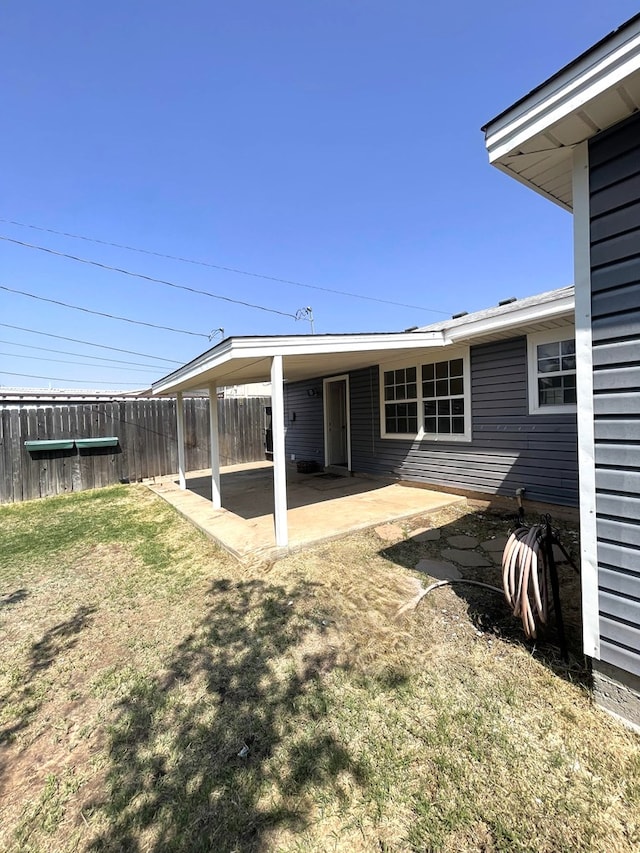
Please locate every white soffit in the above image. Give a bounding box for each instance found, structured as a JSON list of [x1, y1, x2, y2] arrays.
[[483, 16, 640, 210]]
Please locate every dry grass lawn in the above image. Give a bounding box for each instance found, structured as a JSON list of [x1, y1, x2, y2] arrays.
[[0, 484, 638, 852]]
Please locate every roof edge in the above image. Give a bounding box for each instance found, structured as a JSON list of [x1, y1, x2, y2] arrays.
[[481, 12, 640, 132]]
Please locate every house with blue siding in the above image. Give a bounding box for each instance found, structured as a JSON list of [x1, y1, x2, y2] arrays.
[[483, 13, 640, 728], [152, 284, 577, 553]]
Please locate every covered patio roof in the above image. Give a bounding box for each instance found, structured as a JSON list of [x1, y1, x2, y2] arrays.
[[151, 331, 443, 394]]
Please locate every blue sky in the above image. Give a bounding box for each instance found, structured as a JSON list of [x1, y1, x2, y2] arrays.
[[1, 1, 638, 389]]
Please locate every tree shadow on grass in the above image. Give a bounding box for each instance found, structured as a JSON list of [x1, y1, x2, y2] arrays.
[[0, 604, 97, 791], [0, 588, 28, 609], [380, 510, 590, 690], [87, 577, 365, 853]]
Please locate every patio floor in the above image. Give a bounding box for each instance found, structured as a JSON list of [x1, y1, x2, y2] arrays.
[[145, 461, 466, 561]]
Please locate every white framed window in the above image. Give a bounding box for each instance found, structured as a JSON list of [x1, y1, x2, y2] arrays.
[[527, 329, 577, 414], [380, 349, 471, 441]]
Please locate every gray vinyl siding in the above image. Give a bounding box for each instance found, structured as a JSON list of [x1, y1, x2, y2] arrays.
[[350, 337, 577, 505], [284, 378, 325, 464], [589, 111, 640, 678], [285, 337, 578, 506]]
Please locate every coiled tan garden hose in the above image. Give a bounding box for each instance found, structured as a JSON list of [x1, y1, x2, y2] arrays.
[[502, 524, 549, 639]]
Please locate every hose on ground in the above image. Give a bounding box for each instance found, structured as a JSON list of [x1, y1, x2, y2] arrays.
[[396, 578, 504, 618]]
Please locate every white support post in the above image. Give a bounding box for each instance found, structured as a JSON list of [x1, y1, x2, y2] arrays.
[[208, 384, 221, 509], [176, 391, 186, 490], [270, 354, 289, 548], [573, 141, 600, 661]]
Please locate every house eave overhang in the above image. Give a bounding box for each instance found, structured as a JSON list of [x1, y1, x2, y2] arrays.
[[483, 14, 640, 210], [444, 292, 575, 343], [151, 332, 447, 395]]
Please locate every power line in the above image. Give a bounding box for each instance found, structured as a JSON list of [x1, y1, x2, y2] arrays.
[[0, 370, 145, 386], [0, 321, 182, 364], [0, 235, 299, 319], [0, 350, 159, 373], [0, 283, 209, 338], [0, 221, 450, 314], [0, 337, 168, 370]]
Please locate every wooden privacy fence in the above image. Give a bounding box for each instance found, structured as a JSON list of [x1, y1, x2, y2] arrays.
[[0, 396, 269, 503]]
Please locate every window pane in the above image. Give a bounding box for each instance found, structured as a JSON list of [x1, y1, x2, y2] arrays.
[[452, 399, 464, 415], [396, 385, 406, 400], [539, 377, 562, 406], [452, 417, 465, 434], [538, 357, 560, 373], [450, 358, 463, 377], [564, 387, 577, 404], [561, 355, 576, 371], [436, 379, 449, 396], [408, 415, 418, 433], [435, 361, 448, 379], [422, 380, 435, 398], [438, 417, 451, 434], [437, 399, 451, 415], [407, 383, 417, 399], [561, 339, 575, 356], [450, 377, 464, 396], [538, 342, 559, 360], [424, 417, 436, 433], [385, 386, 395, 401], [424, 400, 436, 416], [422, 363, 434, 380], [407, 367, 416, 382], [384, 370, 394, 385], [564, 374, 576, 388]]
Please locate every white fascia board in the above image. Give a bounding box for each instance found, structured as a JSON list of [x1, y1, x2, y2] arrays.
[[151, 331, 445, 395], [444, 295, 575, 343], [485, 24, 640, 163]]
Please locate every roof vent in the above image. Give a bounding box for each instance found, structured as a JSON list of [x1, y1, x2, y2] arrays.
[[404, 325, 418, 332], [498, 297, 517, 306], [451, 311, 468, 319]]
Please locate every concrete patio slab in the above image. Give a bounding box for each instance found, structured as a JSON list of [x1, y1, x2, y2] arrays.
[[145, 462, 465, 562]]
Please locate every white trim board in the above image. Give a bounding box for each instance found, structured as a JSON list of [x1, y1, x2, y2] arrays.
[[572, 142, 600, 660]]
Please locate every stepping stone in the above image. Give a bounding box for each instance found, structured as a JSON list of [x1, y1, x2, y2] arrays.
[[415, 558, 461, 580], [411, 528, 441, 542], [480, 535, 509, 553], [441, 549, 492, 568], [375, 523, 404, 542], [446, 534, 479, 549]]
